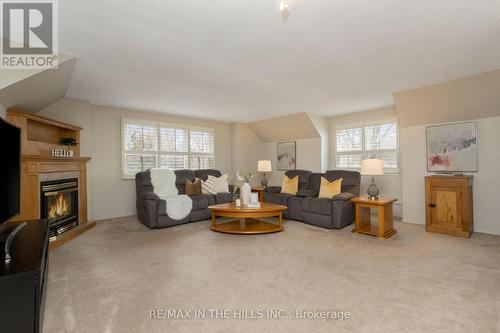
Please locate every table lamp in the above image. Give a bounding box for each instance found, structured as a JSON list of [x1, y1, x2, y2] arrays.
[[360, 159, 384, 200], [257, 160, 272, 187]]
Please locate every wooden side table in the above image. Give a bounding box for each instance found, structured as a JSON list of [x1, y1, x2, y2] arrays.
[[351, 196, 398, 239], [251, 186, 266, 202]]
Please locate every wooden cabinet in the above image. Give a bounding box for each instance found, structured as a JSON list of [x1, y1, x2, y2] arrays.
[[425, 176, 473, 238]]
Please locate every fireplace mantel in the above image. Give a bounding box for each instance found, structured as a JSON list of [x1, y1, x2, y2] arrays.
[[22, 155, 92, 162], [7, 109, 94, 250]]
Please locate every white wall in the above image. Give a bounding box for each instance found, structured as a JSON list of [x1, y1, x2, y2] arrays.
[[38, 98, 93, 219], [230, 123, 322, 187], [401, 116, 500, 235], [329, 107, 402, 217], [264, 138, 322, 186], [308, 114, 330, 172], [394, 69, 500, 127], [39, 98, 92, 156], [90, 105, 232, 220]]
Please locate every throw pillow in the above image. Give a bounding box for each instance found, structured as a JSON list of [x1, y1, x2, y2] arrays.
[[201, 174, 229, 194], [318, 177, 343, 199], [281, 175, 299, 195], [185, 179, 201, 196]]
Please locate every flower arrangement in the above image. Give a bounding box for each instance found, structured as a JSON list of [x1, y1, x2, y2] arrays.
[[228, 172, 254, 196], [236, 172, 254, 184]]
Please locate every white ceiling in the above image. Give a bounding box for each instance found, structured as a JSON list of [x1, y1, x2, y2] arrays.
[[61, 0, 500, 122]]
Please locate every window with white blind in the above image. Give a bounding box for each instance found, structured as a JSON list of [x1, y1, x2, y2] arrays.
[[122, 119, 215, 179], [334, 119, 399, 172]]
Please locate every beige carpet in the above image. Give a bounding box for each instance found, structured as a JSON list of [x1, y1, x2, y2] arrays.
[[44, 217, 500, 333]]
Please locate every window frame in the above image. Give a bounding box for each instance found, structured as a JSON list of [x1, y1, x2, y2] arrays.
[[333, 118, 400, 174], [121, 118, 215, 179]]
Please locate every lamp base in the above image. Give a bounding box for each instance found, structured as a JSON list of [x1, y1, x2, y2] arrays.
[[367, 176, 379, 200], [260, 173, 268, 188]]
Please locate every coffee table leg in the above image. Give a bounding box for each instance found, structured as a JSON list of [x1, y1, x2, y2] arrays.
[[211, 211, 216, 228], [279, 212, 283, 227]]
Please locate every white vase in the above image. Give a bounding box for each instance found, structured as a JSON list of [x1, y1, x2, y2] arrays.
[[240, 182, 251, 206]]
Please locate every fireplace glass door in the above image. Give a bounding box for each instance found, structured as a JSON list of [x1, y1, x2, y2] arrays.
[[40, 179, 79, 238]]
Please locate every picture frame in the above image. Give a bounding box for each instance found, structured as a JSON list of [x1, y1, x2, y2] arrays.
[[426, 122, 478, 173], [277, 141, 296, 171], [249, 193, 259, 205]]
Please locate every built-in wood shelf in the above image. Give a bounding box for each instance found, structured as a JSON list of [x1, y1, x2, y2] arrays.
[[7, 109, 81, 157]]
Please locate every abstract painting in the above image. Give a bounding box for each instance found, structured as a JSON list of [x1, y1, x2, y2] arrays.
[[426, 122, 477, 172], [277, 141, 296, 171]]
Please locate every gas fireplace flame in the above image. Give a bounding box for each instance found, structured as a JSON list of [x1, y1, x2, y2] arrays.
[[48, 193, 70, 220]]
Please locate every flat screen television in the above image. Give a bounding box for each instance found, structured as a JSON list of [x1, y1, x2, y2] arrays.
[[0, 117, 21, 225]]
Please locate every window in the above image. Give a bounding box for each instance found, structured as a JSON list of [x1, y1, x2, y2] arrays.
[[334, 119, 399, 172], [122, 119, 215, 179]]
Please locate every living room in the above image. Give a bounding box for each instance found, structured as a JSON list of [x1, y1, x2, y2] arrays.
[[1, 1, 499, 332]]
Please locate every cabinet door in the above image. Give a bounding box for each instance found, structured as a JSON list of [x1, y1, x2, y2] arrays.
[[431, 186, 462, 229]]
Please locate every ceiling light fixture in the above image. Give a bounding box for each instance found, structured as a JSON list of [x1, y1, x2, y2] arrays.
[[280, 0, 290, 21], [279, 0, 289, 11]]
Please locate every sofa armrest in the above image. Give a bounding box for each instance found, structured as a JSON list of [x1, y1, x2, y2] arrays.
[[296, 189, 319, 197], [331, 192, 355, 201], [139, 192, 160, 201], [265, 186, 282, 194]]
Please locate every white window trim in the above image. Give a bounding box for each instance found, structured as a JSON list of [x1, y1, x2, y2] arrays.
[[333, 118, 400, 174], [121, 118, 215, 179]]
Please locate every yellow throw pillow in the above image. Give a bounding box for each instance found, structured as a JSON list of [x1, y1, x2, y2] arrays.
[[281, 175, 299, 195], [318, 177, 343, 199]]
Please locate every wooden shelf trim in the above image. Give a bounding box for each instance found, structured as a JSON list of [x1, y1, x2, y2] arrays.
[[22, 155, 92, 162], [7, 109, 82, 131]]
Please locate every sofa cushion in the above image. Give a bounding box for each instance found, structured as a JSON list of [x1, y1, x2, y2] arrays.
[[324, 170, 361, 196], [158, 200, 167, 216], [332, 192, 355, 201], [190, 194, 216, 210], [302, 197, 332, 216], [215, 193, 233, 204], [308, 173, 323, 193], [264, 192, 292, 206], [174, 170, 196, 194], [318, 177, 342, 199], [195, 169, 222, 181], [281, 175, 299, 195], [296, 189, 319, 197], [202, 174, 229, 194], [185, 179, 202, 196], [285, 170, 312, 190], [264, 186, 282, 194]]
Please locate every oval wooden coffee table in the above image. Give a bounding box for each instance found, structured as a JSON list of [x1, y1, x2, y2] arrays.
[[208, 202, 287, 235]]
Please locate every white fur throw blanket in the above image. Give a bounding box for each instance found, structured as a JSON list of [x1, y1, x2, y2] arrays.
[[150, 168, 192, 220]]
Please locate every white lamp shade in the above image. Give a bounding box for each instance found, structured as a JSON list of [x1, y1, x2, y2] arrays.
[[257, 160, 272, 172], [360, 159, 384, 175]]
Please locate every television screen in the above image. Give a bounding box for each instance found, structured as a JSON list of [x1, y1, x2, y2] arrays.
[[0, 118, 21, 225]]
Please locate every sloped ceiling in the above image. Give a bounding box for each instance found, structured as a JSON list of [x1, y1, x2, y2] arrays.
[[249, 112, 319, 142], [0, 55, 75, 112], [394, 69, 500, 127], [58, 0, 500, 122]]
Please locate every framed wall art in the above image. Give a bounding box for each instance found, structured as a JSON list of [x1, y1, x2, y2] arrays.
[[426, 122, 477, 172]]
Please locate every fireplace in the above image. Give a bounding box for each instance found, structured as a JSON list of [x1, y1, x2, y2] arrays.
[[40, 179, 79, 239]]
